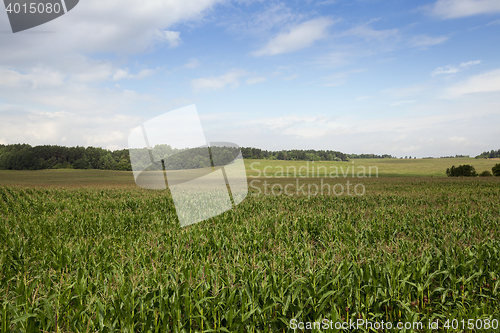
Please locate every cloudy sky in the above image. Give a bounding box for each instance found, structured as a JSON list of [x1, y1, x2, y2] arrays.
[[0, 0, 499, 157]]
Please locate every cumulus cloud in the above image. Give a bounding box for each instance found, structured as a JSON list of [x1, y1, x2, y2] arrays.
[[430, 0, 500, 19], [112, 69, 155, 81], [0, 67, 65, 88], [0, 0, 223, 66], [0, 63, 155, 88], [0, 106, 141, 149], [155, 30, 182, 48], [0, 0, 222, 151], [253, 17, 334, 56], [191, 69, 248, 92], [0, 65, 155, 115]]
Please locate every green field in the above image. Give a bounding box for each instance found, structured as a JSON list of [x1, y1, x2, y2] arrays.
[[244, 158, 500, 178], [0, 169, 136, 188], [1, 159, 500, 332]]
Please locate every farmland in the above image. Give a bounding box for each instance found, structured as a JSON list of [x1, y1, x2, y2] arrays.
[[244, 157, 500, 178], [1, 158, 500, 332]]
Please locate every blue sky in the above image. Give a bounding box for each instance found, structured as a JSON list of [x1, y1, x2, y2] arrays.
[[0, 0, 499, 157]]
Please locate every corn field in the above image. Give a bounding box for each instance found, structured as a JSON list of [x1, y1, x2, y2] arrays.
[[1, 177, 499, 332]]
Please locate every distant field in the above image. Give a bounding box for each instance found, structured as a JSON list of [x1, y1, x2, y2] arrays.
[[0, 169, 136, 188], [244, 157, 500, 178], [0, 158, 498, 188]]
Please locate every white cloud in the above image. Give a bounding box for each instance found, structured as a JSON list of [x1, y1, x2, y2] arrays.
[[316, 25, 446, 67], [382, 84, 429, 99], [340, 22, 399, 41], [389, 100, 416, 106], [356, 96, 375, 101], [68, 60, 115, 83], [283, 127, 328, 138], [191, 69, 248, 92], [0, 106, 141, 149], [113, 69, 155, 81], [0, 65, 154, 115], [444, 68, 500, 98], [246, 76, 267, 85], [0, 63, 155, 89], [314, 51, 354, 67], [486, 19, 500, 26], [254, 115, 330, 131], [408, 35, 448, 47], [0, 0, 212, 124], [432, 60, 481, 76], [446, 136, 467, 143], [156, 30, 182, 48], [203, 102, 500, 157], [282, 74, 298, 81], [253, 17, 334, 56], [247, 108, 486, 138], [84, 131, 126, 148], [459, 60, 482, 68], [0, 0, 223, 66], [430, 0, 500, 19], [0, 67, 65, 88], [222, 2, 303, 37], [184, 58, 201, 69], [433, 65, 459, 75]]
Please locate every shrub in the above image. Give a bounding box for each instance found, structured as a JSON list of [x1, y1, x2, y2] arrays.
[[446, 165, 477, 177], [493, 163, 500, 177], [479, 170, 493, 177]]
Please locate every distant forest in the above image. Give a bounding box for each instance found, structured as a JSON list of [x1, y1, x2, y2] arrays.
[[7, 143, 498, 171], [0, 144, 132, 171], [239, 147, 393, 161], [476, 149, 500, 159]]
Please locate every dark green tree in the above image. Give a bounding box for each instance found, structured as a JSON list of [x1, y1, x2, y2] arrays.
[[73, 156, 91, 169], [446, 165, 477, 177], [492, 163, 500, 177]]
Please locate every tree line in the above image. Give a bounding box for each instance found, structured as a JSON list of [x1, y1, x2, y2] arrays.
[[476, 149, 500, 159], [0, 144, 243, 171], [240, 147, 393, 161], [131, 145, 241, 171], [0, 144, 131, 171]]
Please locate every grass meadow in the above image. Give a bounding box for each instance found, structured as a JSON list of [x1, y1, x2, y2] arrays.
[[1, 158, 500, 332]]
